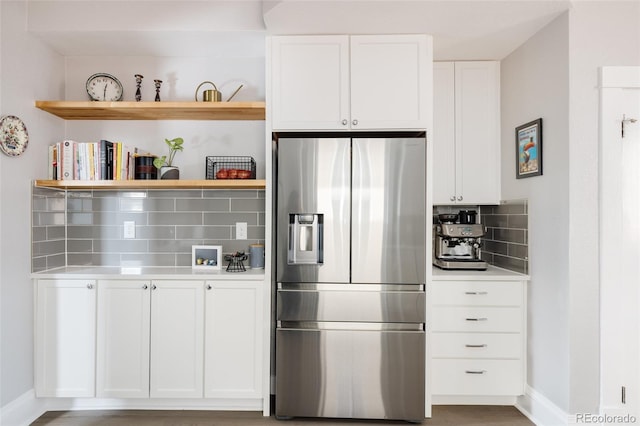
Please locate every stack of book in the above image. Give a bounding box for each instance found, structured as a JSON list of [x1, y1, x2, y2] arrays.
[[48, 140, 141, 180]]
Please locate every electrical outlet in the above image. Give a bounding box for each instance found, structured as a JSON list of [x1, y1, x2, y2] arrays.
[[123, 221, 136, 239], [236, 222, 247, 240]]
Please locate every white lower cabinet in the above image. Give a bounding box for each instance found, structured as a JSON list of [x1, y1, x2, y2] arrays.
[[37, 276, 264, 404], [35, 279, 97, 397], [96, 280, 151, 398], [204, 281, 263, 398], [431, 280, 525, 397], [150, 280, 205, 398], [96, 279, 205, 398]]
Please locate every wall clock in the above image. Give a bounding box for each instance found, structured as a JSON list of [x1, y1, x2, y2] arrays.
[[0, 115, 29, 157], [86, 73, 123, 101]]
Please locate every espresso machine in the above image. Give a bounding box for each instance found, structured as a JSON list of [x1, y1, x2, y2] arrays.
[[433, 211, 488, 270]]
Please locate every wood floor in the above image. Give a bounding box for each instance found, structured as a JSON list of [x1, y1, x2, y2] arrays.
[[31, 406, 534, 426]]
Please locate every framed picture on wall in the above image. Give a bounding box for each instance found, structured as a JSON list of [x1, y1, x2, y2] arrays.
[[515, 118, 543, 179], [192, 245, 222, 270]]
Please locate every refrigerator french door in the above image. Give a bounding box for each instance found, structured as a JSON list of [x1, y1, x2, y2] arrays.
[[275, 135, 426, 421]]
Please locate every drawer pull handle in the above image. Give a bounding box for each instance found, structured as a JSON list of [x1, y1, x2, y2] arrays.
[[464, 291, 488, 295], [465, 344, 487, 348], [465, 370, 487, 375], [465, 318, 488, 321]]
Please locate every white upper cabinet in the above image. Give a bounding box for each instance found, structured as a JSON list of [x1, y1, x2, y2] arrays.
[[270, 34, 431, 130], [433, 61, 501, 205]]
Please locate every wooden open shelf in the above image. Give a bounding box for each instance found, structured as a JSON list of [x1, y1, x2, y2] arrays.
[[35, 101, 266, 120], [34, 179, 266, 190]]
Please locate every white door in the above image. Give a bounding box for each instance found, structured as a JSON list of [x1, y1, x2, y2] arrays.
[[35, 279, 96, 397], [204, 281, 263, 398], [96, 280, 151, 398], [455, 61, 501, 205], [433, 62, 457, 204], [271, 35, 350, 130], [150, 280, 204, 398], [600, 67, 640, 418], [350, 35, 430, 130]]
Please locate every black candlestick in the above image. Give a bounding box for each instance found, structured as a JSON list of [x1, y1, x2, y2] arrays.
[[154, 79, 162, 102], [134, 74, 143, 102]]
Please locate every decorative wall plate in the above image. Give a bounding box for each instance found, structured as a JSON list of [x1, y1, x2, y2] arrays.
[[0, 115, 29, 157]]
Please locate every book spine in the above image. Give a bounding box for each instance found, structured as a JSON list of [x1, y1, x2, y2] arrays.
[[61, 140, 74, 180]]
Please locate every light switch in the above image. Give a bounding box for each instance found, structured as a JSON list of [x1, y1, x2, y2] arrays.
[[236, 222, 247, 240], [124, 221, 135, 239]]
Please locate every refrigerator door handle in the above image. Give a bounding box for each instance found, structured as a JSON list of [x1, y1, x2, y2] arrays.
[[277, 321, 425, 332]]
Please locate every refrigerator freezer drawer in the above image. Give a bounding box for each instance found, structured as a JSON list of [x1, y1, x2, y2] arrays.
[[275, 327, 425, 421], [277, 286, 425, 323]]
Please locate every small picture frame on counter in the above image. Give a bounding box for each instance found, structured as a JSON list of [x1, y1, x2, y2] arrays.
[[192, 245, 222, 270], [515, 118, 543, 179]]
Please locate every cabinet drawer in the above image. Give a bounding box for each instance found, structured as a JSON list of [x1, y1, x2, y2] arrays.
[[432, 281, 523, 306], [431, 359, 523, 396], [432, 306, 522, 332], [431, 333, 522, 359]]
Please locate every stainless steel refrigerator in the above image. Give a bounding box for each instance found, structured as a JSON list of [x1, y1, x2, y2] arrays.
[[275, 134, 426, 422]]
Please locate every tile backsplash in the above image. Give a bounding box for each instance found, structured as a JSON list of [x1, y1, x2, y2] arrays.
[[433, 200, 529, 274], [479, 200, 529, 274], [32, 187, 265, 271]]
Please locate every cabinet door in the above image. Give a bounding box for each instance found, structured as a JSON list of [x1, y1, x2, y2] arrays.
[[433, 62, 457, 204], [35, 279, 96, 397], [350, 35, 430, 130], [271, 35, 350, 130], [455, 61, 501, 205], [96, 280, 151, 398], [204, 281, 263, 398], [150, 280, 204, 398]]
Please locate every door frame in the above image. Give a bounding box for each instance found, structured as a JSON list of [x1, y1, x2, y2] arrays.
[[599, 66, 640, 417]]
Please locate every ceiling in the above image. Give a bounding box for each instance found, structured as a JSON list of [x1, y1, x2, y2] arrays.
[[26, 0, 572, 60]]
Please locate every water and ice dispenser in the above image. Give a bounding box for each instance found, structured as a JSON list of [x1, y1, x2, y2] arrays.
[[288, 214, 323, 265]]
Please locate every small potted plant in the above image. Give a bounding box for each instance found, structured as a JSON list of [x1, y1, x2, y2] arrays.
[[153, 137, 184, 179]]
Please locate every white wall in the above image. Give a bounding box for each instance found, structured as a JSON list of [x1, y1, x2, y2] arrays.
[[63, 56, 266, 179], [0, 1, 65, 407], [501, 12, 571, 413], [567, 1, 640, 415], [503, 2, 640, 420]]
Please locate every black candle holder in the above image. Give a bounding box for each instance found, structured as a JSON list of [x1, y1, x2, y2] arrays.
[[134, 74, 143, 101], [154, 79, 162, 102]]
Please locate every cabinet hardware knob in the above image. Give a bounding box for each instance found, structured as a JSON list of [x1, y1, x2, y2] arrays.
[[457, 196, 463, 201], [352, 119, 358, 126], [450, 196, 455, 201], [465, 344, 488, 348], [152, 284, 157, 290], [464, 291, 488, 295], [465, 317, 488, 322], [87, 283, 93, 289], [207, 284, 212, 290], [465, 370, 487, 375], [142, 284, 148, 290], [341, 119, 348, 126]]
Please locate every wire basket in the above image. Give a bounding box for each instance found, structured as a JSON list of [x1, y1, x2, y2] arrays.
[[206, 156, 256, 180], [224, 252, 248, 272]]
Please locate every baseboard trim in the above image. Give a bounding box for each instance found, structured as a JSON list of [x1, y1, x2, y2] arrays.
[[0, 389, 47, 426], [0, 389, 266, 426], [516, 385, 569, 426], [432, 395, 517, 405], [46, 397, 263, 412]]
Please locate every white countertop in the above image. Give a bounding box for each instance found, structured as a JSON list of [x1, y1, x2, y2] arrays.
[[431, 264, 530, 281], [31, 266, 266, 281]]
